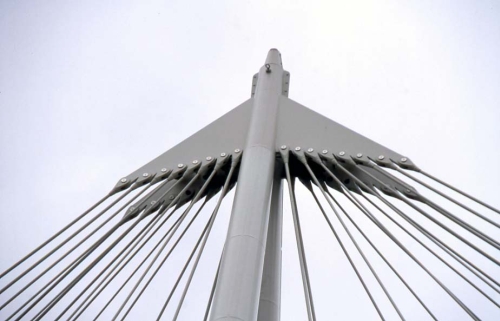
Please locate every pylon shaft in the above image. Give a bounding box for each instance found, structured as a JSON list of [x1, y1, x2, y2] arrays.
[[210, 49, 284, 321], [257, 171, 283, 321]]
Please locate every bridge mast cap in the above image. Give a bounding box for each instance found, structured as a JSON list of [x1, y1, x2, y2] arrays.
[[265, 48, 282, 66]]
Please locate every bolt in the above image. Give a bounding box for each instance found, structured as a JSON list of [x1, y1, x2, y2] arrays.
[[295, 147, 301, 151], [322, 150, 328, 154], [401, 157, 407, 163], [307, 148, 314, 153], [169, 195, 175, 200], [161, 168, 167, 172], [206, 156, 212, 161], [142, 173, 149, 177], [151, 201, 156, 205], [378, 155, 385, 160], [120, 178, 127, 183], [356, 153, 363, 158], [130, 206, 135, 211], [406, 189, 411, 193], [339, 151, 346, 156], [177, 163, 184, 168], [280, 145, 287, 150], [220, 152, 227, 157], [192, 160, 199, 164], [234, 149, 241, 153]]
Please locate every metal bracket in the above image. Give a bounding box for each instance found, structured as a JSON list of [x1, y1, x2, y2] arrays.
[[276, 96, 417, 170], [110, 100, 251, 194], [251, 73, 259, 97], [282, 71, 290, 97]]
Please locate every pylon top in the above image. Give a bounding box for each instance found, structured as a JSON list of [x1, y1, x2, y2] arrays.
[[265, 48, 282, 66]]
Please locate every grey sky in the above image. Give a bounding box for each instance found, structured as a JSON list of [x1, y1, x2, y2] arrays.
[[1, 1, 499, 320]]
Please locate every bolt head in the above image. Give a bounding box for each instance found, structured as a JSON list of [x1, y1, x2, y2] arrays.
[[378, 155, 385, 160], [220, 152, 227, 157], [356, 153, 363, 158], [151, 201, 156, 205], [129, 206, 135, 211], [234, 149, 241, 153], [120, 178, 127, 183], [406, 189, 411, 193], [295, 147, 301, 151], [206, 156, 212, 161], [339, 151, 346, 156], [192, 160, 199, 164], [401, 157, 407, 163], [169, 195, 175, 200], [280, 145, 287, 150], [322, 150, 328, 154], [161, 168, 167, 172], [142, 173, 149, 177], [177, 163, 184, 168], [307, 148, 314, 153]]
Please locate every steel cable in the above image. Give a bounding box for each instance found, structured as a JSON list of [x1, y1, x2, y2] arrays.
[[283, 162, 316, 321]]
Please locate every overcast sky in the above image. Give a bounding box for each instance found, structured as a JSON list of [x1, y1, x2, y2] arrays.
[[1, 1, 499, 320]]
